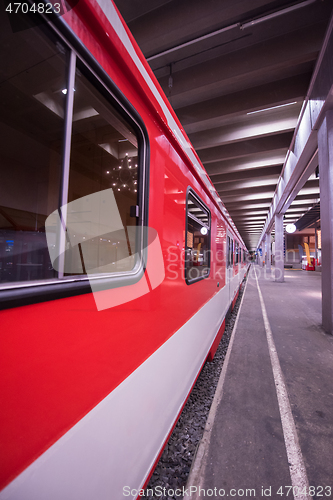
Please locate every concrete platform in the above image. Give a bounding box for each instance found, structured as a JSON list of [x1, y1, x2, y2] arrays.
[[186, 265, 333, 500]]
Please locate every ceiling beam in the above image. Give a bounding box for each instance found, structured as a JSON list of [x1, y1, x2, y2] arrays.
[[188, 105, 300, 150], [178, 74, 310, 132], [155, 25, 323, 107], [207, 164, 282, 184], [199, 132, 293, 163]]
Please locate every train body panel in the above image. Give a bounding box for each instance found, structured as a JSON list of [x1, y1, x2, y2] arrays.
[[0, 0, 249, 497], [1, 272, 247, 500]]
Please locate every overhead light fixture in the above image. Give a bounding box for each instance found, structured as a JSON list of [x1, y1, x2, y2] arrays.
[[286, 223, 297, 233], [247, 102, 297, 115]]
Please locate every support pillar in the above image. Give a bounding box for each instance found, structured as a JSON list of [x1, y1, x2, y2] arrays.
[[314, 222, 318, 271], [275, 214, 284, 282], [318, 110, 333, 334], [266, 232, 271, 273]]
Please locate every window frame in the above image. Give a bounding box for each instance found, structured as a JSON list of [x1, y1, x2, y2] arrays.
[[0, 10, 150, 309], [185, 187, 211, 285]]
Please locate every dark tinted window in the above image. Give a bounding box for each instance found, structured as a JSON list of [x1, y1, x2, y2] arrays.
[[0, 15, 144, 290], [62, 71, 140, 277], [185, 190, 210, 284], [227, 236, 233, 267], [0, 17, 66, 285], [235, 241, 239, 264]]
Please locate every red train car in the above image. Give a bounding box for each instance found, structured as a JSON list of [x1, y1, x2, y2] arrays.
[[0, 1, 249, 498]]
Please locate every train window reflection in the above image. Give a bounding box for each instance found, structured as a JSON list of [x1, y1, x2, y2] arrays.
[[185, 190, 210, 284], [0, 20, 66, 285], [235, 241, 239, 264], [0, 16, 144, 290], [64, 71, 140, 276]]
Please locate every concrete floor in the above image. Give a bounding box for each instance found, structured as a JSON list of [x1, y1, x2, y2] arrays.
[[186, 265, 333, 499]]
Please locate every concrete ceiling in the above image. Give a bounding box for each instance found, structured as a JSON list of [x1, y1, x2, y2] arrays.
[[113, 0, 333, 250]]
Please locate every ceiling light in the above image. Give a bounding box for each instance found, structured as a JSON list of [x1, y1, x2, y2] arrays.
[[247, 102, 297, 115], [286, 224, 297, 233]]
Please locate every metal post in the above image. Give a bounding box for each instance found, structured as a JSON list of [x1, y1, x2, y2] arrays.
[[275, 214, 284, 282], [266, 232, 271, 273], [318, 110, 333, 334]]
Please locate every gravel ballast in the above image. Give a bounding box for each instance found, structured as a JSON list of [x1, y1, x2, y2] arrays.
[[144, 276, 247, 499]]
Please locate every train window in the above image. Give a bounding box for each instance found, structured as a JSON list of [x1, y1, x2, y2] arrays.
[[0, 17, 67, 285], [235, 241, 239, 264], [227, 236, 233, 267], [0, 14, 147, 297], [63, 70, 140, 277], [185, 190, 210, 284]]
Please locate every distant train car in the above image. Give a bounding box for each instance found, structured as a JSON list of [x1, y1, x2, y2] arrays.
[[0, 1, 249, 498]]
